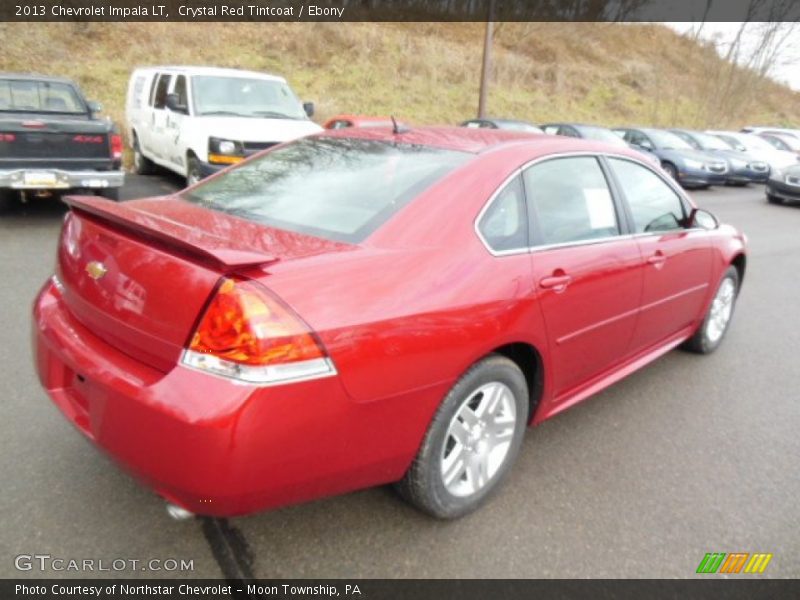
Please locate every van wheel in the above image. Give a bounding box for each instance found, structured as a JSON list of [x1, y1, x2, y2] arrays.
[[186, 156, 202, 187], [133, 135, 155, 175], [396, 355, 528, 519]]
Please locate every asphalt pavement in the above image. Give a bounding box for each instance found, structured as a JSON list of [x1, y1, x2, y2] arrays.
[[0, 174, 798, 579]]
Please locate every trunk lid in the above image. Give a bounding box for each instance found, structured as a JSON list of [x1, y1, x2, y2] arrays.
[[55, 195, 349, 372]]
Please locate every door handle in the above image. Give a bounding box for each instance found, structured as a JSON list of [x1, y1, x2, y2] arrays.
[[539, 274, 573, 292], [647, 251, 667, 268]]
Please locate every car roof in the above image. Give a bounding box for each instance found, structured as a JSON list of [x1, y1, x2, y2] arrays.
[[318, 125, 645, 157], [0, 72, 77, 85], [132, 66, 286, 82]]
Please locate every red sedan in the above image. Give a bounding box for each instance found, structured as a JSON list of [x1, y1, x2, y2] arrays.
[[32, 127, 747, 519]]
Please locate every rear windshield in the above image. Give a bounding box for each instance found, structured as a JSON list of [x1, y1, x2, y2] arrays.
[[0, 80, 85, 113], [182, 137, 471, 243]]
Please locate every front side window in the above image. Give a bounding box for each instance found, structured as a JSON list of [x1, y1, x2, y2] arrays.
[[608, 158, 686, 233], [192, 76, 306, 119], [182, 137, 470, 243], [0, 80, 85, 113], [524, 157, 619, 245], [173, 75, 188, 107], [478, 175, 528, 252]]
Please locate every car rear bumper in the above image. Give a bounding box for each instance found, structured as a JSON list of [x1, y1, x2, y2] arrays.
[[767, 179, 800, 202], [0, 168, 124, 190], [32, 279, 425, 516]]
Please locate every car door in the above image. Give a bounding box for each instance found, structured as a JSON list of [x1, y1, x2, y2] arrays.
[[524, 155, 644, 401], [163, 74, 190, 171], [148, 72, 172, 164], [606, 157, 713, 351]]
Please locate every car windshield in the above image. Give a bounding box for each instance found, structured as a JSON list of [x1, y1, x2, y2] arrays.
[[182, 137, 471, 243], [646, 130, 693, 150], [767, 135, 800, 151], [736, 134, 777, 152], [578, 126, 628, 147], [192, 76, 306, 119], [692, 132, 731, 151], [0, 79, 85, 113]]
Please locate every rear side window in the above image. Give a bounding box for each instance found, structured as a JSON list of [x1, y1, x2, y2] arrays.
[[478, 175, 528, 252], [608, 158, 686, 233], [131, 75, 147, 109], [524, 157, 619, 245], [182, 137, 470, 243], [152, 74, 171, 109]]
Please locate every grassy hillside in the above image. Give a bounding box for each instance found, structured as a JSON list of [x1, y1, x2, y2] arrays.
[[2, 21, 799, 159]]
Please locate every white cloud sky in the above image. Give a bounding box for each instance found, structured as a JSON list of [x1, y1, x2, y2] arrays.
[[665, 22, 800, 91]]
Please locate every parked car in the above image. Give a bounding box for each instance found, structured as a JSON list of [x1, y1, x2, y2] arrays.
[[706, 130, 798, 174], [542, 122, 660, 165], [669, 129, 769, 185], [766, 163, 800, 205], [740, 125, 800, 139], [323, 114, 397, 129], [613, 127, 728, 188], [125, 66, 321, 185], [759, 132, 800, 156], [0, 73, 123, 211], [460, 118, 543, 133], [33, 128, 746, 520]]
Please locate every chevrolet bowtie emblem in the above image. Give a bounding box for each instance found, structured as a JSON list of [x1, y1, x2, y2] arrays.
[[85, 261, 108, 280]]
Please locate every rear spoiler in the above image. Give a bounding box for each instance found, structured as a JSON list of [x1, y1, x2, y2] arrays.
[[63, 195, 278, 272]]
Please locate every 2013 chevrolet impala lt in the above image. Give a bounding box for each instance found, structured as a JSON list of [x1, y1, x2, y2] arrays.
[[32, 127, 747, 519]]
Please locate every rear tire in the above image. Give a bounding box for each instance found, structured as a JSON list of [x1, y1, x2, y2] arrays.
[[133, 134, 155, 175], [683, 266, 739, 354], [396, 355, 528, 519], [97, 187, 120, 201], [0, 190, 16, 213]]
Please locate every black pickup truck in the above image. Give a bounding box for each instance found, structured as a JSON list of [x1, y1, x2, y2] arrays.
[[0, 73, 124, 211]]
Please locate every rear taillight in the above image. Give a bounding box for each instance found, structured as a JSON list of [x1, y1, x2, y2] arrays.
[[0, 133, 15, 142], [182, 278, 336, 385], [110, 134, 123, 160]]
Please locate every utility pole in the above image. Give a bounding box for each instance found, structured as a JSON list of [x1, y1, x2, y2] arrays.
[[477, 0, 496, 118]]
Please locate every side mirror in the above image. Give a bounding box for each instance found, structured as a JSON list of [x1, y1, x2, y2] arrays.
[[87, 100, 102, 114], [165, 93, 188, 114], [303, 102, 315, 117], [688, 208, 719, 230]]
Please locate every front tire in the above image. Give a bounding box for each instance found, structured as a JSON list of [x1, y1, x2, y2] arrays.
[[767, 193, 783, 205], [683, 266, 739, 354], [396, 355, 528, 519], [662, 162, 678, 181], [186, 156, 202, 187]]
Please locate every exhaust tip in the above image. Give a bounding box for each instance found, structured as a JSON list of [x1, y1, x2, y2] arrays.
[[166, 503, 195, 521]]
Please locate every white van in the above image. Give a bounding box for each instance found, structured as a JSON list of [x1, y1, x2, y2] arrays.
[[125, 66, 322, 185]]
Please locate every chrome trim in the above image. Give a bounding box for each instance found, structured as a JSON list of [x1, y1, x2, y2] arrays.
[[473, 151, 695, 257], [180, 350, 338, 387]]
